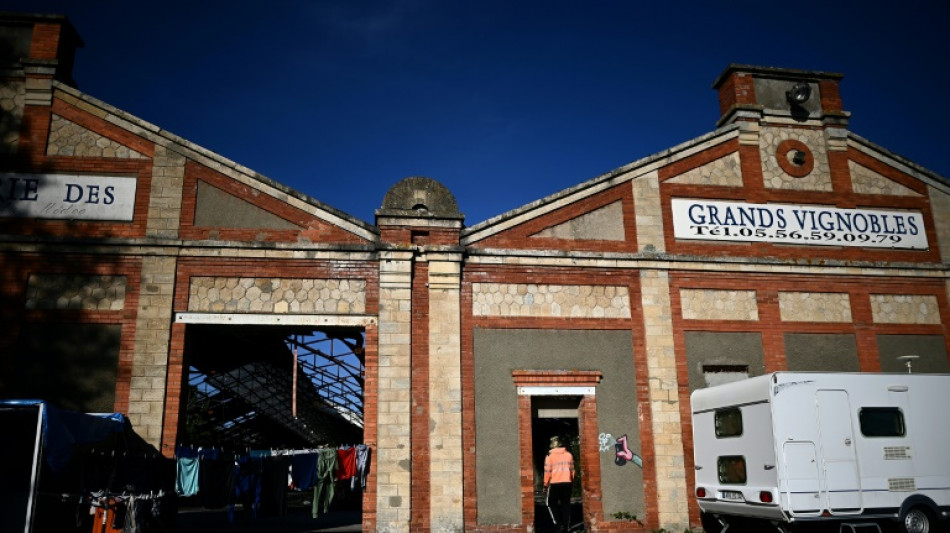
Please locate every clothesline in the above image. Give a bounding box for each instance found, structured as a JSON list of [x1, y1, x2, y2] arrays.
[[173, 443, 364, 459], [174, 443, 371, 523]]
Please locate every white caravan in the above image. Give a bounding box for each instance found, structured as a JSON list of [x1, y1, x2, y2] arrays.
[[691, 372, 950, 533]]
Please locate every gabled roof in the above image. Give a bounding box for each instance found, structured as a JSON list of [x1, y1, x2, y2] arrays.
[[461, 121, 950, 247], [52, 81, 380, 242], [461, 125, 741, 245]]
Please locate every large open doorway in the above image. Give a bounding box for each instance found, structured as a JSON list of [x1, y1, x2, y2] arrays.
[[532, 396, 583, 533], [176, 324, 366, 532]]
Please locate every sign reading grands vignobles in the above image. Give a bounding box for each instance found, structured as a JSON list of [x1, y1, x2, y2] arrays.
[[0, 173, 137, 221], [671, 198, 928, 250]]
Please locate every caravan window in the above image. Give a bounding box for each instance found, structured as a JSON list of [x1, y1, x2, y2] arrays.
[[717, 455, 747, 484], [714, 407, 743, 438], [859, 407, 905, 437]]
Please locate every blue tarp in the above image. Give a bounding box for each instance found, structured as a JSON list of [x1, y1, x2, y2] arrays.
[[0, 399, 125, 474]]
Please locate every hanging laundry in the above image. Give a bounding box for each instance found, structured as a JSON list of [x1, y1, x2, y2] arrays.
[[355, 444, 371, 490], [290, 452, 319, 491], [313, 448, 339, 517], [199, 457, 235, 509], [249, 449, 272, 459], [337, 447, 357, 481], [229, 457, 263, 523], [176, 457, 199, 497], [259, 456, 290, 518]]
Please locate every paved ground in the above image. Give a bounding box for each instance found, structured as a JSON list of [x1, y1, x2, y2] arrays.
[[178, 508, 362, 533]]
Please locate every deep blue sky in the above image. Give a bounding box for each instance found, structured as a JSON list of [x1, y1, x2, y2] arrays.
[[8, 1, 950, 225]]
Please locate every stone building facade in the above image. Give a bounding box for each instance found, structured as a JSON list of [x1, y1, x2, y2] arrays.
[[2, 13, 949, 532]]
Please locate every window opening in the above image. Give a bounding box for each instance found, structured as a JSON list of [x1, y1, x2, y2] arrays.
[[859, 407, 905, 437], [714, 407, 743, 438], [717, 455, 747, 484], [703, 364, 749, 388], [183, 325, 364, 449]]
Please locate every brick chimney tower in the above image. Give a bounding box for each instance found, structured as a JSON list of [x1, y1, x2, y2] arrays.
[[712, 64, 848, 129], [1, 13, 82, 157]]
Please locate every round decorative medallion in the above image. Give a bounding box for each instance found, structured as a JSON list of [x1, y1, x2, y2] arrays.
[[775, 139, 814, 178]]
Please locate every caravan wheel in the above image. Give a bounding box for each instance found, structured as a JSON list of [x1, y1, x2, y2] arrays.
[[901, 506, 933, 533], [700, 511, 724, 533]]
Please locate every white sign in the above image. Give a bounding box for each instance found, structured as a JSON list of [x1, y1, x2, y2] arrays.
[[671, 198, 928, 250], [0, 173, 137, 221]]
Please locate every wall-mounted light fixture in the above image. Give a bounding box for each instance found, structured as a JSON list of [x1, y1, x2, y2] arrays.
[[786, 82, 811, 105]]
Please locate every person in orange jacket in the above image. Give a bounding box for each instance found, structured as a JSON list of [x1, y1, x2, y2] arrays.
[[543, 436, 575, 533]]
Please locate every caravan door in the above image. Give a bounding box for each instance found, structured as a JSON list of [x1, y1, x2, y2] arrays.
[[816, 389, 862, 513]]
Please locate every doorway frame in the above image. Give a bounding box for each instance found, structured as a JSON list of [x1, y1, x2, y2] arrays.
[[513, 370, 604, 531]]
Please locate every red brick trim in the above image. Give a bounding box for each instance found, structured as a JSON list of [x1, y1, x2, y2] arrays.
[[162, 256, 380, 459], [513, 372, 603, 533], [52, 98, 156, 157], [775, 139, 814, 178], [657, 139, 738, 183], [30, 23, 63, 60], [848, 147, 928, 196], [180, 162, 370, 244], [512, 370, 603, 387], [411, 261, 431, 532], [462, 265, 656, 531], [819, 79, 844, 114], [361, 323, 379, 533], [0, 252, 142, 416], [471, 183, 637, 253], [160, 321, 186, 456]]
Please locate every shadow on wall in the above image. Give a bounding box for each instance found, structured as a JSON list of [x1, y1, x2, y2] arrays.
[[0, 92, 112, 411]]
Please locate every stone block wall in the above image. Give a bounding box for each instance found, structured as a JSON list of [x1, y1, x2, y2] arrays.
[[25, 273, 127, 310], [680, 288, 758, 320], [759, 126, 831, 191], [779, 292, 852, 322], [376, 252, 414, 532], [188, 276, 367, 314], [472, 282, 631, 318], [0, 80, 24, 153], [665, 152, 743, 187], [47, 114, 146, 158], [130, 255, 177, 446], [850, 160, 918, 196], [871, 294, 941, 324], [641, 270, 688, 530]]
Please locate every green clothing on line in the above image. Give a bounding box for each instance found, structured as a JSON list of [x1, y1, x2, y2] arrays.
[[312, 449, 339, 518]]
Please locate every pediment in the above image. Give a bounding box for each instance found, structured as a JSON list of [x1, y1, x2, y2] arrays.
[[194, 180, 302, 230], [530, 200, 625, 241], [182, 164, 374, 244], [47, 114, 146, 159], [665, 152, 742, 187], [467, 183, 635, 252], [849, 160, 921, 197]]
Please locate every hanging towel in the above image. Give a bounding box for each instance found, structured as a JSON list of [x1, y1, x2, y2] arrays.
[[176, 457, 200, 497]]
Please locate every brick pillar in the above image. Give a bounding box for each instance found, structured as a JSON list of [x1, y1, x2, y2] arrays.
[[128, 255, 176, 447], [427, 252, 464, 532], [147, 145, 185, 238], [632, 170, 665, 253], [126, 145, 185, 448], [640, 269, 689, 530], [376, 250, 414, 532]]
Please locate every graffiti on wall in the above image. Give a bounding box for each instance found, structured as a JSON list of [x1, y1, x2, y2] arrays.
[[599, 432, 643, 468]]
